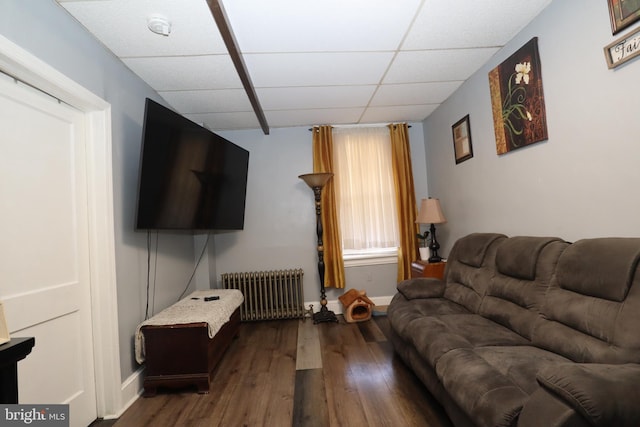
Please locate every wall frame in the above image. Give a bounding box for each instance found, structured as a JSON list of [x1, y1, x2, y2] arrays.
[[604, 24, 640, 68], [608, 0, 640, 34], [452, 115, 473, 164], [488, 37, 548, 155]]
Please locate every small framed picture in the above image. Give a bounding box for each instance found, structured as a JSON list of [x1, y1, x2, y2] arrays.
[[608, 0, 640, 34], [452, 115, 473, 164]]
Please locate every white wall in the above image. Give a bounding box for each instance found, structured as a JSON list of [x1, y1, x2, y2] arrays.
[[215, 123, 428, 303], [0, 1, 197, 381], [423, 0, 640, 256]]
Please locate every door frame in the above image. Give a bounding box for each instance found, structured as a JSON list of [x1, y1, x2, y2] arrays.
[[0, 35, 122, 417]]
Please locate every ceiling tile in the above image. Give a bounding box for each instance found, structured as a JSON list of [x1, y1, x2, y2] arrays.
[[245, 52, 395, 87], [257, 86, 376, 110], [185, 111, 261, 131], [360, 105, 439, 123], [56, 0, 553, 130], [122, 55, 242, 91], [384, 48, 500, 84], [403, 0, 552, 49], [266, 108, 366, 128], [222, 0, 422, 52], [59, 0, 227, 57], [160, 89, 252, 114], [371, 82, 463, 106]]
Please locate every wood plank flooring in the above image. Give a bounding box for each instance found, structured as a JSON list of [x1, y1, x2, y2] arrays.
[[102, 315, 452, 427]]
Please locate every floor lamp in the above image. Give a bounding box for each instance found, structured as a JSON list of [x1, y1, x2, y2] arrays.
[[299, 172, 338, 324]]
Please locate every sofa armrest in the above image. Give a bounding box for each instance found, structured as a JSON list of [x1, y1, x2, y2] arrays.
[[536, 363, 640, 427], [397, 277, 445, 299], [519, 388, 590, 427]]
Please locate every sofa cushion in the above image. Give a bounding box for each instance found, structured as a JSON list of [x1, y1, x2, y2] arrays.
[[455, 233, 507, 268], [495, 236, 564, 281], [533, 318, 640, 364], [556, 238, 640, 301], [397, 277, 445, 299], [435, 346, 573, 427], [480, 237, 568, 339], [473, 345, 572, 395], [443, 233, 507, 314], [435, 348, 528, 427], [387, 293, 469, 339], [407, 314, 529, 366], [535, 238, 640, 363]]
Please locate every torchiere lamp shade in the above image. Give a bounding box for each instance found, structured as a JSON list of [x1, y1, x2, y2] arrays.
[[299, 172, 333, 189]]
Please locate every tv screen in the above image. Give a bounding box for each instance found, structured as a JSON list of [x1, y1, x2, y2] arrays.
[[135, 98, 249, 231]]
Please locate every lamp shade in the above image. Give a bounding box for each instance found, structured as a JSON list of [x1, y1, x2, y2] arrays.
[[299, 172, 333, 188], [416, 198, 446, 224]]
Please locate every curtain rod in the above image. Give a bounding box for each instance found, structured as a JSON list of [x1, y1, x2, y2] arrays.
[[308, 123, 412, 131]]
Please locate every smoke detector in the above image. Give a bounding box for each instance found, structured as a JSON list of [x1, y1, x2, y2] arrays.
[[147, 15, 171, 36]]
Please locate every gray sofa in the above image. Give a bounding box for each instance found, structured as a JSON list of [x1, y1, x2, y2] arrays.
[[387, 233, 640, 427]]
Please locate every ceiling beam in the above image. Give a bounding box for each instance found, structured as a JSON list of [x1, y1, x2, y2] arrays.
[[206, 0, 270, 135]]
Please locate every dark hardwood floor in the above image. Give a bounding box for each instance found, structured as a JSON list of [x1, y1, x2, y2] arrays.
[[94, 315, 452, 427]]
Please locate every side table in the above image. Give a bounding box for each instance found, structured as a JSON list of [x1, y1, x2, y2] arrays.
[[0, 337, 35, 403], [411, 260, 447, 280]]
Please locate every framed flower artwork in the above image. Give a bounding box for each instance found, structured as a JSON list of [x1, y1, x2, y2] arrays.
[[488, 37, 548, 155]]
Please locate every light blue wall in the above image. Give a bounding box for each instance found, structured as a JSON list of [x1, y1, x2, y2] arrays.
[[0, 1, 429, 385], [8, 0, 613, 387], [423, 0, 640, 255], [0, 1, 197, 381], [216, 124, 428, 302]]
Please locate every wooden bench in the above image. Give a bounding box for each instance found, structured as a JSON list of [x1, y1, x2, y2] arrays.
[[136, 290, 243, 396]]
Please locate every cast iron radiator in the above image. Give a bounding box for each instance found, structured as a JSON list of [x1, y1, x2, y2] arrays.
[[221, 269, 305, 321]]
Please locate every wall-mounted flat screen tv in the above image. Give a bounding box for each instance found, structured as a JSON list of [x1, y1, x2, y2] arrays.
[[135, 98, 249, 231]]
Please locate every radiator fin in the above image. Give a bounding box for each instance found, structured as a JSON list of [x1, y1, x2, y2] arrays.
[[221, 269, 304, 321]]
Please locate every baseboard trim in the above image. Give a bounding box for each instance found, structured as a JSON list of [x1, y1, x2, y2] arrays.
[[103, 368, 145, 420]]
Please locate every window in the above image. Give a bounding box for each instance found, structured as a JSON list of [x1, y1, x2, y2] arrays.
[[333, 127, 399, 265]]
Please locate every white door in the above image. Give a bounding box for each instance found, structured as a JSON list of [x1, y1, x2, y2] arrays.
[[0, 73, 97, 426]]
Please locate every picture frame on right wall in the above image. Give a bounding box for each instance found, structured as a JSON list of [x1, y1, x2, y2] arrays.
[[452, 115, 473, 164], [604, 25, 640, 68], [488, 37, 548, 155], [608, 0, 640, 34]]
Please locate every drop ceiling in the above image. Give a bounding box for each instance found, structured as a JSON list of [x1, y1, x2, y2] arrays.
[[56, 0, 552, 133]]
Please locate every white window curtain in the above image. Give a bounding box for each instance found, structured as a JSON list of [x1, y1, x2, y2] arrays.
[[333, 126, 399, 252]]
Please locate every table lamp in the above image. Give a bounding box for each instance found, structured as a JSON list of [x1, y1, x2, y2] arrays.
[[415, 198, 447, 263]]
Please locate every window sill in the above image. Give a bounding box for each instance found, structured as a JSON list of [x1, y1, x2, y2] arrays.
[[343, 249, 398, 267]]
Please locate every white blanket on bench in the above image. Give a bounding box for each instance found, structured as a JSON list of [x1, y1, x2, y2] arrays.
[[135, 289, 244, 364]]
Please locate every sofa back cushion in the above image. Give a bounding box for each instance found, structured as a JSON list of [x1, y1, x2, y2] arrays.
[[444, 233, 507, 313], [495, 236, 564, 281], [480, 237, 569, 340], [533, 238, 640, 363]]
